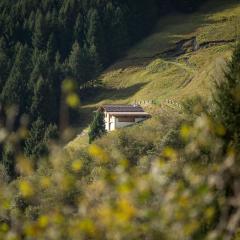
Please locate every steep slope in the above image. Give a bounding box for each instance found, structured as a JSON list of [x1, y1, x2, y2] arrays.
[[68, 0, 240, 149]]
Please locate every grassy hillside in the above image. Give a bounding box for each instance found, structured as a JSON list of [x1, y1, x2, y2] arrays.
[[67, 0, 240, 150]]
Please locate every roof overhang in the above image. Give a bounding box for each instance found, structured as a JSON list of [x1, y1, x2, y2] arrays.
[[108, 112, 150, 116]]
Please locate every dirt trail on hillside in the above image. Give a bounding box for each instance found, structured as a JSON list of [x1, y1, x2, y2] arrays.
[[116, 38, 235, 66]]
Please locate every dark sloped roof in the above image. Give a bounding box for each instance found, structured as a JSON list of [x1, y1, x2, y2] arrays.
[[103, 105, 145, 113]]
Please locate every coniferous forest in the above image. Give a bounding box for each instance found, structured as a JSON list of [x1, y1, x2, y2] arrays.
[[0, 0, 204, 163]]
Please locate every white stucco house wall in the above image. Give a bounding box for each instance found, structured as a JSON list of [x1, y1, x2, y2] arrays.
[[99, 105, 151, 131]]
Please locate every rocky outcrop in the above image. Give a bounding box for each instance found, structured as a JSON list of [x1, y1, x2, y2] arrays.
[[162, 36, 199, 57], [177, 36, 199, 52]]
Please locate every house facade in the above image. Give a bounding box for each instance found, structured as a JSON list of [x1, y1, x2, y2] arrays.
[[100, 105, 150, 132]]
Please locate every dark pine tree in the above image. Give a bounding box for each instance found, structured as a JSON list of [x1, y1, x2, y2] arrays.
[[214, 43, 240, 147], [68, 41, 83, 83], [1, 143, 17, 180], [47, 34, 57, 62], [0, 41, 10, 92], [87, 8, 107, 71], [25, 117, 58, 164], [31, 75, 57, 124], [105, 5, 129, 60], [33, 11, 47, 50], [68, 41, 95, 86], [1, 44, 32, 115], [88, 110, 106, 144], [24, 117, 48, 163], [74, 13, 85, 44]]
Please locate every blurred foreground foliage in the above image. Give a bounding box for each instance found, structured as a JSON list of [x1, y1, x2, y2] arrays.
[[1, 110, 240, 240]]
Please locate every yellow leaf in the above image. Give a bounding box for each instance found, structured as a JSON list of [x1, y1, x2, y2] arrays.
[[24, 223, 39, 237], [0, 223, 9, 232], [79, 219, 95, 235], [180, 124, 191, 140], [116, 198, 136, 222], [62, 79, 76, 93], [66, 93, 80, 108], [88, 144, 109, 163], [19, 180, 34, 198], [163, 147, 177, 160], [38, 215, 49, 228], [71, 159, 83, 172], [184, 220, 199, 236], [205, 207, 215, 220], [40, 176, 51, 189], [52, 212, 64, 224], [2, 199, 10, 209]]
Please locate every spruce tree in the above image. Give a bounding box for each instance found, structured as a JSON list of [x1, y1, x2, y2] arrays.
[[110, 6, 129, 59], [214, 43, 240, 147], [31, 75, 57, 123], [33, 11, 46, 50], [0, 46, 10, 92], [68, 42, 94, 86], [53, 51, 63, 114], [24, 117, 58, 164], [68, 41, 83, 83], [54, 51, 64, 101], [87, 8, 106, 70], [88, 111, 106, 144], [74, 13, 84, 44], [24, 117, 48, 163], [1, 45, 32, 114], [29, 51, 60, 124], [1, 143, 16, 180], [47, 34, 57, 62]]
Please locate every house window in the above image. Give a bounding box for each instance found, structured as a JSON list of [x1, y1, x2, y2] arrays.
[[118, 116, 135, 122]]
